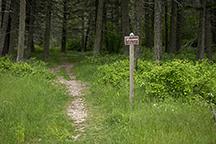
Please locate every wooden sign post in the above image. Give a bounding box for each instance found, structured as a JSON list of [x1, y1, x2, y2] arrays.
[[124, 33, 139, 108]]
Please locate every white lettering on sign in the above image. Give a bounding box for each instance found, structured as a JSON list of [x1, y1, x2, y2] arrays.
[[124, 36, 139, 46]]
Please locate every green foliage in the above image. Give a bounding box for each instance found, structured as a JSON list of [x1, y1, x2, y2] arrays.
[[0, 57, 54, 79], [98, 60, 129, 86], [139, 60, 197, 100], [74, 57, 216, 144], [140, 47, 197, 61], [67, 38, 82, 51], [97, 58, 216, 103], [163, 48, 197, 61], [175, 48, 197, 60], [0, 58, 74, 143], [141, 48, 155, 60], [83, 54, 126, 65]]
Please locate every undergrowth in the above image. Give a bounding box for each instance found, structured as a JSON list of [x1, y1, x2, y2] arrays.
[[98, 59, 216, 103], [0, 57, 54, 79], [1, 52, 216, 144], [0, 57, 74, 144], [75, 54, 216, 144]]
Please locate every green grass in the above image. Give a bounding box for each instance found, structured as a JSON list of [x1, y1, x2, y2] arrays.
[[31, 48, 87, 67], [75, 58, 216, 144], [0, 73, 74, 144], [1, 52, 216, 144]]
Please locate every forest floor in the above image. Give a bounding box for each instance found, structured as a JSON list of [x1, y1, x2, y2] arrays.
[[1, 51, 216, 143], [51, 63, 88, 141]]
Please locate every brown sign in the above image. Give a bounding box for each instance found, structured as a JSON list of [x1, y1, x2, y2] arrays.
[[124, 36, 139, 46]]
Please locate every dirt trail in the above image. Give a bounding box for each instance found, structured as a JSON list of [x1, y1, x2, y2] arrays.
[[51, 64, 87, 141]]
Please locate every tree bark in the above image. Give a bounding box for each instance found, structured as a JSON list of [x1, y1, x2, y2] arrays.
[[121, 0, 130, 55], [27, 0, 35, 55], [44, 1, 52, 59], [169, 0, 177, 53], [164, 0, 169, 52], [81, 8, 86, 52], [211, 9, 216, 45], [93, 0, 104, 55], [17, 0, 26, 61], [176, 7, 183, 52], [0, 0, 2, 26], [206, 9, 212, 59], [144, 0, 154, 48], [134, 0, 143, 68], [84, 15, 91, 52], [198, 0, 206, 60], [61, 0, 68, 53], [9, 0, 19, 54], [154, 0, 162, 62], [0, 0, 11, 55], [2, 16, 11, 55], [212, 10, 216, 45]]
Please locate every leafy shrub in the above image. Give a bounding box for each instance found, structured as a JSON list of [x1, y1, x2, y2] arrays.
[[97, 59, 216, 103], [98, 60, 129, 86], [97, 60, 156, 86], [0, 57, 54, 80], [138, 60, 198, 100]]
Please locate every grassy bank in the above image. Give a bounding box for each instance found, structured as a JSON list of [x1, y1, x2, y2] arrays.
[[74, 56, 216, 144], [1, 52, 216, 144], [0, 58, 74, 144]]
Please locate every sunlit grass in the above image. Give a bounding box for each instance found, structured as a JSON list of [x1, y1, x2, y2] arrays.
[[1, 52, 216, 144], [0, 74, 74, 144], [75, 60, 216, 144]]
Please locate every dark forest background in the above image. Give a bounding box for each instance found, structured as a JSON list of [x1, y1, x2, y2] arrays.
[[0, 0, 215, 61]]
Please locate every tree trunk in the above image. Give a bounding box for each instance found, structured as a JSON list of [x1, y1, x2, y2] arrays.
[[144, 0, 154, 48], [121, 0, 130, 55], [113, 0, 121, 30], [93, 0, 104, 55], [84, 16, 91, 52], [95, 0, 98, 32], [134, 0, 142, 68], [198, 0, 206, 60], [17, 0, 26, 61], [212, 10, 216, 45], [9, 0, 19, 54], [61, 0, 68, 53], [44, 1, 52, 59], [27, 0, 35, 55], [211, 9, 216, 45], [164, 0, 169, 52], [206, 9, 212, 59], [0, 0, 2, 26], [154, 0, 162, 62], [169, 0, 177, 53], [81, 8, 86, 52], [176, 7, 183, 52], [2, 16, 11, 55], [81, 1, 90, 52], [0, 0, 11, 55]]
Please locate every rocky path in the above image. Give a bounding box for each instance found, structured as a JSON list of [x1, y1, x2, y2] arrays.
[[51, 64, 87, 141]]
